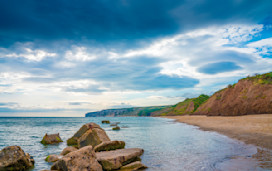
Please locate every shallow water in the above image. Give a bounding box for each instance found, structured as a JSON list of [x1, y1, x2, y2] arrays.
[[0, 117, 271, 171]]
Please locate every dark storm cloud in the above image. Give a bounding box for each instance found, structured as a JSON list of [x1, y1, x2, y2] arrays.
[[0, 0, 271, 46]]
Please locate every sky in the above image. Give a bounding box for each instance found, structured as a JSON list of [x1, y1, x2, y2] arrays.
[[0, 0, 272, 116]]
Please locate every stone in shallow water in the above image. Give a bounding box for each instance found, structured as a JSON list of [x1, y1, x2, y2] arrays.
[[45, 154, 61, 163], [96, 148, 144, 170], [51, 146, 102, 171], [118, 161, 148, 171], [0, 146, 35, 170], [112, 126, 121, 130], [41, 133, 63, 145], [60, 146, 78, 156], [67, 122, 110, 148], [94, 141, 125, 152], [102, 120, 110, 124]]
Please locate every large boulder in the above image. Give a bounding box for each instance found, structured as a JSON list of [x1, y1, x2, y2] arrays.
[[67, 122, 110, 148], [67, 123, 101, 146], [96, 148, 144, 170], [118, 161, 147, 171], [60, 146, 78, 156], [51, 146, 102, 171], [94, 141, 125, 152], [41, 133, 63, 145], [0, 146, 34, 170]]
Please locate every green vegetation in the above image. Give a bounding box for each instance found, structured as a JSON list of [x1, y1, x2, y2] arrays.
[[137, 106, 168, 116], [45, 156, 50, 162], [228, 83, 236, 88], [192, 94, 209, 111], [151, 94, 209, 116], [242, 72, 272, 84], [56, 137, 63, 142]]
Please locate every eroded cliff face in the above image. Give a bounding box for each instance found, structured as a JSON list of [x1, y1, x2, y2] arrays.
[[194, 79, 272, 116]]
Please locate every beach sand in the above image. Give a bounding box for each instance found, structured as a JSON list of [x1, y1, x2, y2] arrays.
[[162, 114, 272, 150]]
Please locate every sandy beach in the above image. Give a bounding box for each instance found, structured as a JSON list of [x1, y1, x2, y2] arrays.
[[162, 114, 272, 150]]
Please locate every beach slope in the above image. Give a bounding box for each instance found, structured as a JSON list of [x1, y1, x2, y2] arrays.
[[163, 114, 272, 149]]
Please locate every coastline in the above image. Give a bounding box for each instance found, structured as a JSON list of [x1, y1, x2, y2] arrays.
[[161, 114, 272, 150]]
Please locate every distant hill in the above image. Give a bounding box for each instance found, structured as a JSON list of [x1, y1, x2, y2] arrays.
[[85, 106, 170, 117], [151, 94, 209, 116], [194, 72, 272, 116]]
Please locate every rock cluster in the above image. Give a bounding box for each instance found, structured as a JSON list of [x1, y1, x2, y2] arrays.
[[0, 146, 35, 170], [47, 122, 147, 171], [51, 146, 103, 171]]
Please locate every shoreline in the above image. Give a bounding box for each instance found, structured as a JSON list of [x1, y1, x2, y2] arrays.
[[161, 114, 272, 150]]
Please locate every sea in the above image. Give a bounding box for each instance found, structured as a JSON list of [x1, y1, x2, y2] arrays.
[[0, 117, 271, 171]]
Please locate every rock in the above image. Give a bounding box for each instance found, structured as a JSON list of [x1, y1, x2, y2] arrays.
[[67, 122, 110, 148], [94, 141, 125, 152], [0, 146, 34, 170], [60, 146, 78, 156], [45, 154, 61, 163], [67, 122, 101, 146], [51, 146, 102, 171], [78, 128, 111, 148], [118, 161, 148, 171], [112, 126, 120, 130], [102, 120, 110, 124], [96, 148, 144, 170], [41, 133, 63, 145]]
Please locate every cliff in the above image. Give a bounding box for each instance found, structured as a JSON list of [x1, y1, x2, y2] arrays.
[[151, 94, 209, 116], [86, 72, 272, 117], [85, 106, 169, 117], [194, 72, 272, 116]]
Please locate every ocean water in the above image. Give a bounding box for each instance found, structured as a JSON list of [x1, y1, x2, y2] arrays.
[[0, 117, 271, 171]]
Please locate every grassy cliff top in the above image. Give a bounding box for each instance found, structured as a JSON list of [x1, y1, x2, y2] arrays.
[[214, 72, 272, 95], [241, 72, 272, 84], [152, 94, 209, 116]]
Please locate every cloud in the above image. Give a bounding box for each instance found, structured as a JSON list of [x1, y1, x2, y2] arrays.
[[110, 102, 133, 109], [0, 102, 19, 107], [0, 0, 271, 46], [65, 46, 96, 62], [247, 38, 272, 56], [68, 102, 92, 106], [2, 48, 56, 62], [198, 62, 242, 74], [221, 24, 263, 44], [0, 24, 272, 115]]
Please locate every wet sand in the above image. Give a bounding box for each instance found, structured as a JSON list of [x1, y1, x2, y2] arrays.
[[162, 114, 272, 150]]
